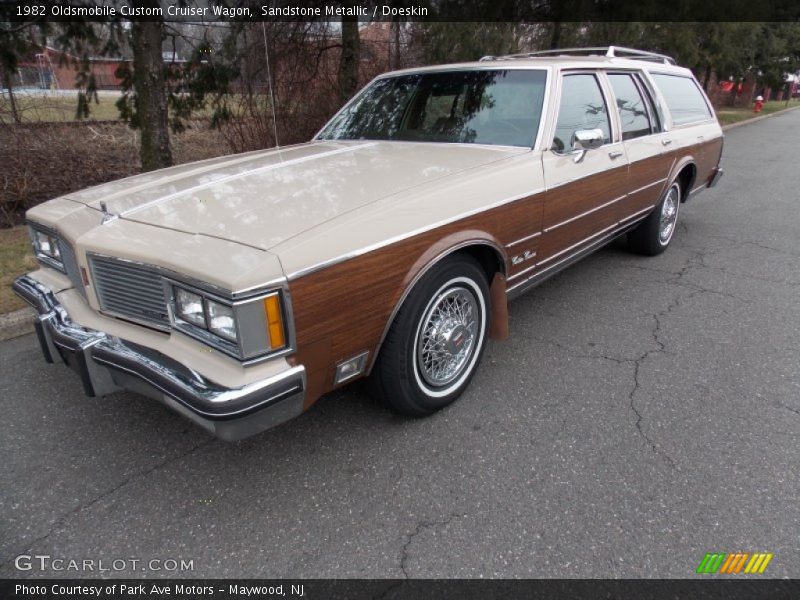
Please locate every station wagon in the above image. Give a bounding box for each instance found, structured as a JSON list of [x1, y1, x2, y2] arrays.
[[14, 46, 724, 440]]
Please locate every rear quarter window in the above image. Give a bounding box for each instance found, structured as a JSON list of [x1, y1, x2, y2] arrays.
[[651, 73, 712, 126]]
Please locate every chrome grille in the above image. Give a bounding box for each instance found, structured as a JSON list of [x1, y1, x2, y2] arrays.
[[57, 239, 86, 299], [90, 256, 169, 328]]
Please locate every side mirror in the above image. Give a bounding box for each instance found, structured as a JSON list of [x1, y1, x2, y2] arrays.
[[572, 128, 605, 151], [553, 128, 605, 163]]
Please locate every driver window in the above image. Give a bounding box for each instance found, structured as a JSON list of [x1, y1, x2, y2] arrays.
[[552, 74, 611, 152]]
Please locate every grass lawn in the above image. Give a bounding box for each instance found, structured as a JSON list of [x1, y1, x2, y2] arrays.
[[716, 99, 800, 126], [0, 92, 123, 122], [1, 91, 220, 123], [0, 226, 37, 314]]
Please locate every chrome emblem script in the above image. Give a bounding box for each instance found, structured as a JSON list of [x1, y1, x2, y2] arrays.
[[511, 249, 536, 265]]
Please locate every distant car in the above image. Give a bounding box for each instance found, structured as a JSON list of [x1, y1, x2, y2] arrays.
[[15, 46, 723, 440]]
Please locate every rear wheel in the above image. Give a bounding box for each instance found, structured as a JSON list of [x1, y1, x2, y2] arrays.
[[628, 180, 681, 256], [369, 255, 489, 416]]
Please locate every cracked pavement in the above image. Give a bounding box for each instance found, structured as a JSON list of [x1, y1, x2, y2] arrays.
[[2, 110, 799, 579]]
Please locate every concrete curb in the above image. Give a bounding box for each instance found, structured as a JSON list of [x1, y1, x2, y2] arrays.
[[0, 308, 35, 341], [722, 104, 800, 131], [1, 105, 798, 342]]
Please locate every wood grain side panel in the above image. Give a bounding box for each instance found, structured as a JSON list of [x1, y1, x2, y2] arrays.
[[697, 137, 723, 186], [543, 164, 628, 228], [616, 153, 673, 217], [665, 138, 722, 193], [535, 211, 614, 267], [288, 192, 543, 406], [536, 165, 629, 265]]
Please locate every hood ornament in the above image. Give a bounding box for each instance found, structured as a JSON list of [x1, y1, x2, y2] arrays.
[[99, 201, 118, 224]]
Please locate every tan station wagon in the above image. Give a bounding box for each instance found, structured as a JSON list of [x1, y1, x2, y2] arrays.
[[14, 47, 723, 440]]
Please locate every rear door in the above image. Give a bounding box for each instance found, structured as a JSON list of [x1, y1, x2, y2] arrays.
[[605, 71, 672, 223], [538, 71, 629, 267]]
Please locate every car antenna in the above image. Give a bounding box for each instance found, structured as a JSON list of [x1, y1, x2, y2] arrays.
[[261, 20, 281, 154]]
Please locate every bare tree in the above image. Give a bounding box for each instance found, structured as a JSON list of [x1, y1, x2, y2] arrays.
[[131, 19, 172, 170], [338, 15, 360, 103]]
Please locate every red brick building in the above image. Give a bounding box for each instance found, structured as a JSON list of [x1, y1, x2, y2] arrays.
[[16, 46, 128, 91]]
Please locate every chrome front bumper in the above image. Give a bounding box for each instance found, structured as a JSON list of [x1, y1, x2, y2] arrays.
[[12, 275, 306, 441]]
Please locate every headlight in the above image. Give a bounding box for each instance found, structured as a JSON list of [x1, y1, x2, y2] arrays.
[[206, 299, 237, 342], [175, 288, 206, 328], [29, 224, 64, 271], [170, 283, 289, 362]]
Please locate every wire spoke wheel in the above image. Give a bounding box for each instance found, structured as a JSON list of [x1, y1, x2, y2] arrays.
[[370, 257, 489, 416], [659, 184, 680, 244], [415, 285, 479, 389]]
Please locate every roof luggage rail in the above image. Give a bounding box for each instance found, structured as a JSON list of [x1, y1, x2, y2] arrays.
[[481, 46, 675, 65]]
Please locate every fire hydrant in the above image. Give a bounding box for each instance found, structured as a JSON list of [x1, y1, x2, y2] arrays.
[[754, 95, 764, 113]]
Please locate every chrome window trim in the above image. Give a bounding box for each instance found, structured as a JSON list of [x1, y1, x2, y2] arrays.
[[605, 70, 659, 139], [638, 69, 675, 131], [645, 71, 716, 130], [597, 71, 623, 144], [631, 71, 662, 134], [533, 67, 554, 151], [546, 68, 618, 151], [633, 69, 669, 133], [314, 66, 553, 152]]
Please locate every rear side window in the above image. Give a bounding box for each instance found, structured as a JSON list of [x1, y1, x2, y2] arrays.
[[650, 74, 712, 126], [552, 74, 611, 152], [608, 73, 652, 140]]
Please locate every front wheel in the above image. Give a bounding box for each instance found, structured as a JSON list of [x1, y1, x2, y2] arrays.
[[627, 180, 681, 256], [368, 255, 490, 416]]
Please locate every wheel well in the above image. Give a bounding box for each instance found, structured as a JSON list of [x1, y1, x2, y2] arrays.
[[456, 243, 506, 283], [368, 241, 507, 375], [676, 163, 696, 202]]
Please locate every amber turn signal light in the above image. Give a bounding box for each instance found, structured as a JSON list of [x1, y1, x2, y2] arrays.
[[263, 294, 286, 349]]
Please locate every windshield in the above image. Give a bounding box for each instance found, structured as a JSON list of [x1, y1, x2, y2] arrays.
[[317, 69, 548, 148]]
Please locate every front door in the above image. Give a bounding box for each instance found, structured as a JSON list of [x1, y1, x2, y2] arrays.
[[538, 72, 629, 268]]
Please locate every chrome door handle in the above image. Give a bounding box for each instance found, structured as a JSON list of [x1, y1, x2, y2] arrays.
[[608, 151, 623, 159], [662, 139, 673, 146]]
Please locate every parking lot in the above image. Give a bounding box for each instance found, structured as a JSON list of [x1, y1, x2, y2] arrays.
[[2, 109, 798, 579]]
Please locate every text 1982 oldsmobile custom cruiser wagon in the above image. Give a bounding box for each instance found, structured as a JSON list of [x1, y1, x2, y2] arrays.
[[14, 46, 723, 440]]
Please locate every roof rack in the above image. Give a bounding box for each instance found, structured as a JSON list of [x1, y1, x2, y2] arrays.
[[480, 46, 675, 65]]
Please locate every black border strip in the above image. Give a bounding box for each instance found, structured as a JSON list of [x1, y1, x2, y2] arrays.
[[3, 578, 800, 599], [2, 0, 800, 23]]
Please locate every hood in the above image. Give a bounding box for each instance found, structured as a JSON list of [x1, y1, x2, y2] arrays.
[[65, 140, 526, 250]]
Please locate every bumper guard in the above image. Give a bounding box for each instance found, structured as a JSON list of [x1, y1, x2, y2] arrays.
[[12, 275, 306, 441]]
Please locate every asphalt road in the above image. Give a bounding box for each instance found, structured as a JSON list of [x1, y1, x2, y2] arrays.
[[2, 110, 799, 580]]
